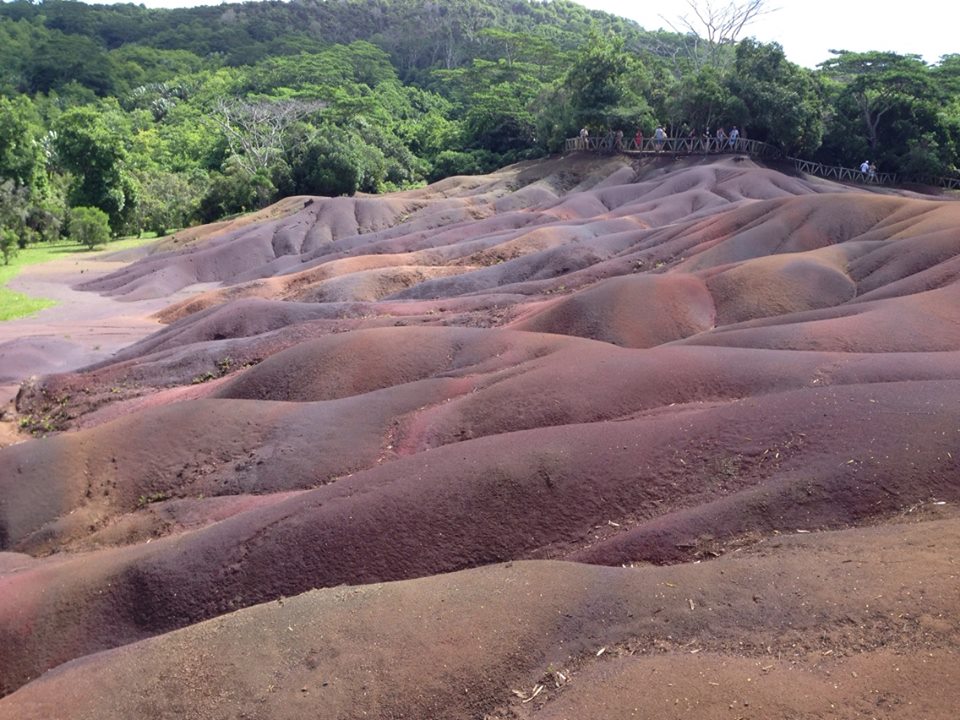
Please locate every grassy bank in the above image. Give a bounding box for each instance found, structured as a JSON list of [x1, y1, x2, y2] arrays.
[[0, 236, 158, 322]]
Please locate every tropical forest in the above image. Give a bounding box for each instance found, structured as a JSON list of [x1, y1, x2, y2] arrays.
[[1, 0, 959, 252]]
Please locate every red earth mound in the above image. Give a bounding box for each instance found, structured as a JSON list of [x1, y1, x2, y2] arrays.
[[511, 273, 715, 347], [1, 154, 959, 714], [1, 516, 957, 719]]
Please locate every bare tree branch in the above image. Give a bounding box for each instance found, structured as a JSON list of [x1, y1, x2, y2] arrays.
[[209, 98, 325, 176], [660, 0, 775, 72]]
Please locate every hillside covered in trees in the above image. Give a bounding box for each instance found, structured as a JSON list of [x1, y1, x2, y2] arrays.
[[1, 0, 959, 248]]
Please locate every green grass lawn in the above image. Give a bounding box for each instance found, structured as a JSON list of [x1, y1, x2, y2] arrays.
[[0, 235, 159, 322]]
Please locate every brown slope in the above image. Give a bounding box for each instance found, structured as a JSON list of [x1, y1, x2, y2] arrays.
[[35, 186, 960, 430], [76, 154, 639, 302], [1, 515, 957, 719], [510, 274, 715, 347], [10, 322, 960, 556], [76, 195, 419, 299], [1, 379, 959, 692], [74, 157, 832, 311], [702, 246, 857, 324], [1, 382, 465, 553], [683, 282, 960, 352], [4, 152, 960, 716]]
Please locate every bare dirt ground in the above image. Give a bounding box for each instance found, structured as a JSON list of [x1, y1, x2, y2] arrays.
[[0, 252, 220, 445], [0, 154, 957, 718]]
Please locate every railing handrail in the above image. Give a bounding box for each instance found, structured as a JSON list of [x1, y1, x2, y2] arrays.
[[564, 135, 958, 191], [790, 157, 898, 185], [564, 135, 779, 158]]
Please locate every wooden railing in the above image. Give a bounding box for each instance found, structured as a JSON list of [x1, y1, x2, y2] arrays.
[[910, 174, 960, 190], [564, 135, 779, 158], [790, 158, 898, 185], [565, 135, 960, 191]]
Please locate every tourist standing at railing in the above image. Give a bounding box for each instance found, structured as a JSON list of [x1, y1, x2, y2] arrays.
[[579, 127, 589, 150], [602, 129, 615, 154], [729, 125, 740, 150], [615, 129, 624, 152], [562, 131, 936, 188], [716, 127, 727, 151]]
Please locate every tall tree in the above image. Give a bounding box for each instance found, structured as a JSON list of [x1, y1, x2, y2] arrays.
[[561, 31, 654, 133], [53, 103, 135, 232], [662, 65, 733, 135], [728, 40, 824, 155], [210, 97, 325, 177], [0, 95, 48, 196], [819, 51, 939, 156], [0, 179, 30, 250]]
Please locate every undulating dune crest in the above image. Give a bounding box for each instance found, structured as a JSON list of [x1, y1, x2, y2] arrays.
[[1, 519, 957, 719], [2, 153, 959, 716]]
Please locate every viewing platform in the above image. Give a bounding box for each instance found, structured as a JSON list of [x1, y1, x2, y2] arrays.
[[563, 136, 960, 190]]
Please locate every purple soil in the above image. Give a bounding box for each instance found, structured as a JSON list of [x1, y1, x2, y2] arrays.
[[0, 256, 167, 395], [0, 251, 218, 447], [1, 154, 959, 714]]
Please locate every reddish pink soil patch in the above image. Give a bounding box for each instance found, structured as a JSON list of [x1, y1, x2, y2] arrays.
[[1, 155, 959, 716]]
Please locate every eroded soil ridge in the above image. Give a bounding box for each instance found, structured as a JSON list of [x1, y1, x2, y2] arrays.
[[1, 155, 958, 718]]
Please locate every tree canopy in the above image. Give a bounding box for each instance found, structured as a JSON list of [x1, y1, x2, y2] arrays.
[[0, 0, 958, 248]]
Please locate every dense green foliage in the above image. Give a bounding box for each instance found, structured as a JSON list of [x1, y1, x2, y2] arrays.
[[0, 0, 959, 250], [0, 227, 17, 265], [68, 205, 111, 248], [817, 51, 957, 177]]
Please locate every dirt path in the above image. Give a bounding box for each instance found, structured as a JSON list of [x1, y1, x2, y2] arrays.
[[0, 250, 216, 445]]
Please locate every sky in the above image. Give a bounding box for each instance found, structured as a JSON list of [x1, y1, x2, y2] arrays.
[[72, 0, 957, 69], [577, 0, 957, 68]]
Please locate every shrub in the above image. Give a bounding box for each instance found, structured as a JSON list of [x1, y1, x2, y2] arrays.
[[0, 228, 19, 265], [68, 206, 112, 249]]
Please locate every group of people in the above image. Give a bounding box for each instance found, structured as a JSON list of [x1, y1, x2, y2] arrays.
[[578, 124, 744, 153], [576, 126, 885, 185], [707, 125, 741, 149]]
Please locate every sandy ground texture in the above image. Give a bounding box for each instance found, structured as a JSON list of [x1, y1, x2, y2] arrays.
[[0, 153, 958, 717], [0, 248, 221, 443]]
